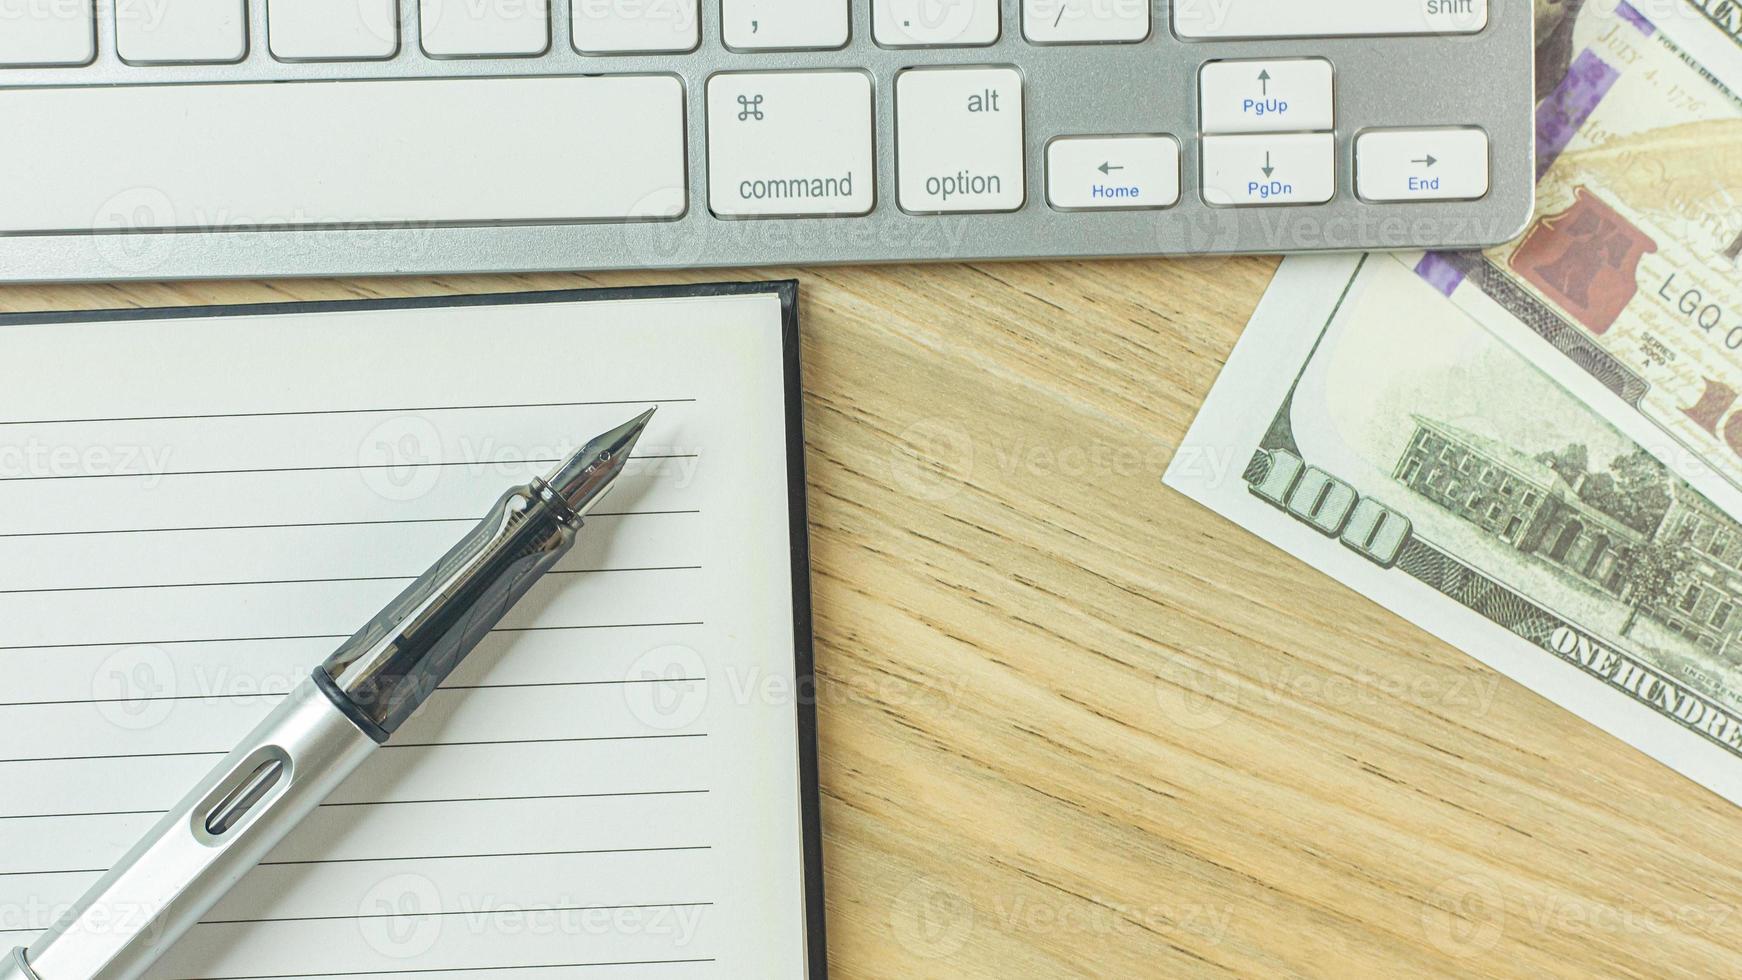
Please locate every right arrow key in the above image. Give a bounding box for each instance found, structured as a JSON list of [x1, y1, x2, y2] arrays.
[[1357, 128, 1490, 202]]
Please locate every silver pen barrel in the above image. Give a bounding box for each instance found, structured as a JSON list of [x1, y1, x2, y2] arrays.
[[10, 679, 377, 980], [7, 409, 653, 980]]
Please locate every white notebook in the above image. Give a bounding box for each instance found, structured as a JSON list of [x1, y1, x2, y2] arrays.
[[0, 283, 825, 979]]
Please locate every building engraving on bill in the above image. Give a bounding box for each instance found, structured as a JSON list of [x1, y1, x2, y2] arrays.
[[1393, 415, 1742, 665]]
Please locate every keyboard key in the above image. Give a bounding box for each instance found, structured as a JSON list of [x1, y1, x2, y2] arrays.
[[268, 0, 399, 60], [0, 76, 687, 231], [1200, 59, 1333, 135], [0, 0, 94, 66], [896, 66, 1024, 213], [572, 0, 698, 53], [708, 71, 873, 217], [420, 0, 549, 56], [874, 0, 999, 47], [722, 0, 849, 50], [1175, 0, 1487, 38], [117, 0, 247, 64], [1023, 0, 1147, 44], [1356, 127, 1489, 202], [1201, 133, 1335, 206], [1046, 136, 1178, 210]]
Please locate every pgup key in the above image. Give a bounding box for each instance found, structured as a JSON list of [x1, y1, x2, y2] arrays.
[[1200, 59, 1334, 134]]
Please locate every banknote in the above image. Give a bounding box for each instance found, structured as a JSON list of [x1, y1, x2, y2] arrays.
[[1405, 0, 1742, 496], [1166, 255, 1742, 805]]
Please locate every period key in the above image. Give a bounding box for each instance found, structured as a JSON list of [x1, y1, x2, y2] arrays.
[[896, 67, 1025, 213]]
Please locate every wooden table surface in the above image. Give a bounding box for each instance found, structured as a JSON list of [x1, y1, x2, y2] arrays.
[[8, 259, 1741, 978]]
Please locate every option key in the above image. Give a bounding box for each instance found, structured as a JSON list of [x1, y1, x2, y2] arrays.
[[897, 66, 1026, 214]]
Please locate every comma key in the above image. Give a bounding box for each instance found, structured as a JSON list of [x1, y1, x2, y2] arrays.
[[896, 66, 1025, 214]]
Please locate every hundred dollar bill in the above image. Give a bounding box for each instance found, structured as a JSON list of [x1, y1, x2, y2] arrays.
[[1405, 0, 1742, 495], [1166, 255, 1742, 805]]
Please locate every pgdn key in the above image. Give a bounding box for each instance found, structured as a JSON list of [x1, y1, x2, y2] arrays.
[[1202, 133, 1335, 207]]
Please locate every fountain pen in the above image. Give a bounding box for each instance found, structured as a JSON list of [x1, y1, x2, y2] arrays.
[[4, 408, 656, 980]]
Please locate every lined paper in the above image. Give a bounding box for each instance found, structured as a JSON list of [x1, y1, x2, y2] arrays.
[[0, 291, 810, 979]]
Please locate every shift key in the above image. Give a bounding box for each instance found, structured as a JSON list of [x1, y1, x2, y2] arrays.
[[897, 67, 1025, 213]]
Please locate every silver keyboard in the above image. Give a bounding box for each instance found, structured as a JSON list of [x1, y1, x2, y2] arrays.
[[0, 0, 1535, 282]]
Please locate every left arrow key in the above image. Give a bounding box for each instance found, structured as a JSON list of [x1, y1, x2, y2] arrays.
[[1048, 136, 1180, 210]]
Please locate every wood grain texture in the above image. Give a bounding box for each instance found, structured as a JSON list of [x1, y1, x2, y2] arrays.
[[4, 259, 1739, 978]]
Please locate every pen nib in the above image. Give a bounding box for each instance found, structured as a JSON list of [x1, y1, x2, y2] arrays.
[[544, 407, 656, 517]]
